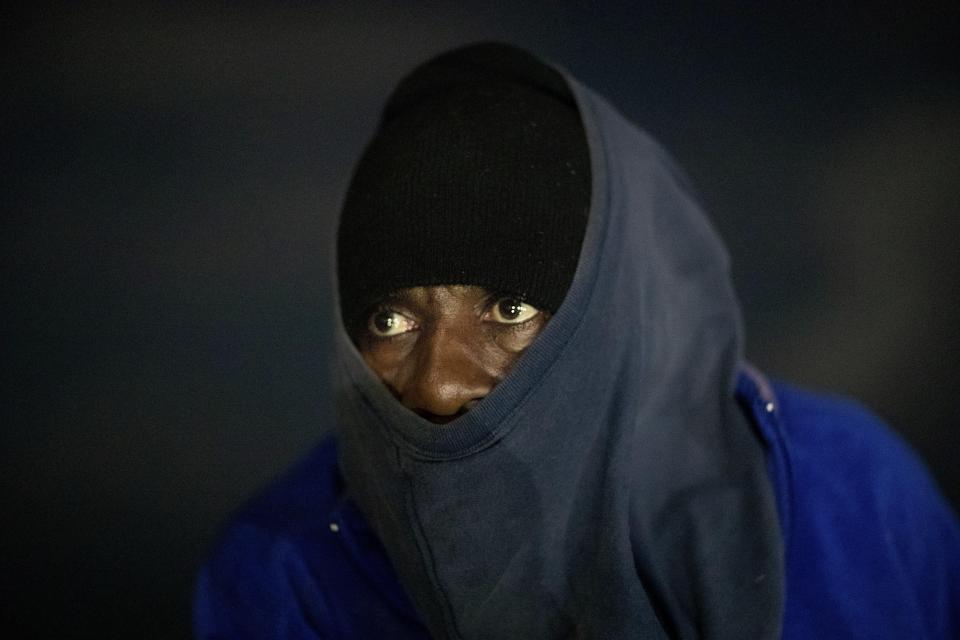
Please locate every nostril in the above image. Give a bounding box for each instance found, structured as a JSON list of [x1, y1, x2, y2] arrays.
[[416, 409, 457, 425], [415, 404, 475, 424]]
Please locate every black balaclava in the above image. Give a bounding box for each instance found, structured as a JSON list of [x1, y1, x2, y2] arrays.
[[333, 43, 784, 640], [337, 43, 590, 331]]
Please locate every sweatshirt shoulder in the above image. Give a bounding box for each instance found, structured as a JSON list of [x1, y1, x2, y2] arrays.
[[193, 437, 345, 639], [770, 382, 960, 640], [774, 383, 949, 512], [233, 436, 343, 534]]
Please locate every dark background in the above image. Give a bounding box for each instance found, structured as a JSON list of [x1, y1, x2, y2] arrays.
[[3, 2, 958, 637]]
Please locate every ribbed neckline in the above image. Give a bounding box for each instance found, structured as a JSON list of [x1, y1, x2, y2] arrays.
[[334, 75, 611, 460]]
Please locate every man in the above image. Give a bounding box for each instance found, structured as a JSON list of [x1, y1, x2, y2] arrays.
[[194, 43, 960, 639]]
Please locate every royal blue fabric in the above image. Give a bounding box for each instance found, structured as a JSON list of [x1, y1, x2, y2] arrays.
[[194, 370, 960, 639]]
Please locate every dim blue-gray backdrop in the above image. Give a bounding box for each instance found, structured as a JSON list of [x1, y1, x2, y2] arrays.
[[3, 2, 958, 637]]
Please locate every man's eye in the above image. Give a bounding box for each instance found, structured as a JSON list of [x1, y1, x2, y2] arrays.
[[488, 297, 540, 324], [368, 310, 416, 337]]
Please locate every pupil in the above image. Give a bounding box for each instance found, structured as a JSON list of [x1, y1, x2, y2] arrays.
[[499, 299, 522, 320], [374, 313, 396, 333]]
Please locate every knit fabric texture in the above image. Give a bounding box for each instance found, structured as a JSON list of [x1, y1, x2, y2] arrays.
[[337, 43, 591, 331]]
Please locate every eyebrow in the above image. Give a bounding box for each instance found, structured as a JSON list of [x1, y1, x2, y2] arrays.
[[376, 285, 494, 308], [380, 289, 412, 304]]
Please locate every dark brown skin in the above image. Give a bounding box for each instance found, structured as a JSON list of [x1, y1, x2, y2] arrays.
[[355, 285, 550, 424]]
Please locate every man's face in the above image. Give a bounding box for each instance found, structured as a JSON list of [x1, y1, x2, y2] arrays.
[[354, 285, 549, 423]]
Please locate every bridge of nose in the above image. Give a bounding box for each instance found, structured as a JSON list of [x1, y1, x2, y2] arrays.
[[400, 318, 494, 419]]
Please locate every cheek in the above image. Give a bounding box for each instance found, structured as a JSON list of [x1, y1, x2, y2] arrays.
[[490, 315, 550, 358], [359, 339, 411, 384]]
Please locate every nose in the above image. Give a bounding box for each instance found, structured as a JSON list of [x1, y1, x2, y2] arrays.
[[398, 329, 493, 423]]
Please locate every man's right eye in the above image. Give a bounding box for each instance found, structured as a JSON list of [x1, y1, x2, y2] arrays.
[[368, 310, 417, 337]]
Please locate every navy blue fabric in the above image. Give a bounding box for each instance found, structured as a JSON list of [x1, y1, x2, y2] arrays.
[[194, 371, 960, 639], [330, 45, 783, 639]]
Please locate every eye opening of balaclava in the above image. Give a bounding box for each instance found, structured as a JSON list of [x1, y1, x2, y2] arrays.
[[336, 42, 592, 335]]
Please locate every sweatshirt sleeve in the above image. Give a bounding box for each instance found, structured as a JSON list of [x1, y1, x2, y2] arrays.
[[878, 431, 960, 640], [774, 383, 960, 640], [193, 523, 331, 640]]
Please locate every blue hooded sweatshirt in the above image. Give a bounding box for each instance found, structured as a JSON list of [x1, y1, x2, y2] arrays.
[[193, 45, 960, 639]]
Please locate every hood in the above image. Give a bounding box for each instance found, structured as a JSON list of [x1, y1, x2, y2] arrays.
[[332, 43, 783, 640]]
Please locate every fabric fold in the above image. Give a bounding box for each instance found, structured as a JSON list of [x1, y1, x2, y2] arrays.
[[334, 43, 784, 640]]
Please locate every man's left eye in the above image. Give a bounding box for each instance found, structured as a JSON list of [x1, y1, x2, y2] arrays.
[[487, 297, 540, 324]]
